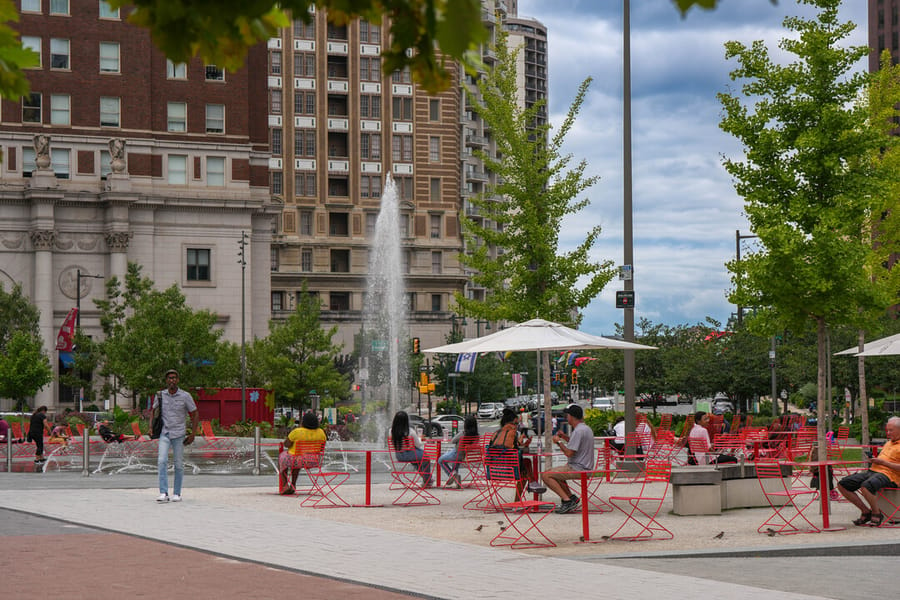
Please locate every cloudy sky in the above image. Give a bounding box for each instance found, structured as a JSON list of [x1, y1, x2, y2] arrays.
[[515, 0, 869, 335]]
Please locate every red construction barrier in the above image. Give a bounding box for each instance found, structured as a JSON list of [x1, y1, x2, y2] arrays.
[[193, 388, 274, 427]]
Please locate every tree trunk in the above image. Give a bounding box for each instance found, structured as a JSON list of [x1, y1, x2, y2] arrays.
[[816, 317, 827, 473], [858, 329, 870, 446]]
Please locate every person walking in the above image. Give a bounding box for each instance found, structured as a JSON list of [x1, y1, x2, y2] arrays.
[[153, 369, 198, 503], [28, 406, 49, 464]]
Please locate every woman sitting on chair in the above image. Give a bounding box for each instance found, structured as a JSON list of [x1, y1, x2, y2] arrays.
[[390, 411, 433, 487], [438, 415, 479, 488], [279, 411, 326, 495], [489, 408, 535, 501]]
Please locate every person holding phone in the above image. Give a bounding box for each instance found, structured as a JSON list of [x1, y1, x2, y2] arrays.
[[542, 404, 595, 514], [489, 408, 535, 501]]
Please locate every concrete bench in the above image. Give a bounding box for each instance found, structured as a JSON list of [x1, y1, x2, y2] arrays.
[[671, 463, 793, 515]]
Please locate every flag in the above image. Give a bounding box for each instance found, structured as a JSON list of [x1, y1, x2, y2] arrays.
[[56, 307, 78, 351], [511, 373, 522, 388], [567, 352, 579, 366], [455, 352, 478, 373]]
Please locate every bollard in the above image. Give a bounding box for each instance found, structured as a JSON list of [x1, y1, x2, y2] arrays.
[[81, 426, 90, 477], [252, 426, 261, 475], [5, 432, 11, 472]]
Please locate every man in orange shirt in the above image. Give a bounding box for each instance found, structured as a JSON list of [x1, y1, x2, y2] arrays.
[[837, 416, 900, 527]]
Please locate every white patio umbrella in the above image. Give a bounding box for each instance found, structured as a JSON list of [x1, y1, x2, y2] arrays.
[[835, 333, 900, 356], [423, 318, 656, 467]]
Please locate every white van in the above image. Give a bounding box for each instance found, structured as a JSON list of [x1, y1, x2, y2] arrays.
[[591, 397, 615, 411]]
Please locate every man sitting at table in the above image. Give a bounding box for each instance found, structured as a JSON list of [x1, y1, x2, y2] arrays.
[[681, 411, 737, 465], [542, 404, 595, 514], [837, 416, 900, 527]]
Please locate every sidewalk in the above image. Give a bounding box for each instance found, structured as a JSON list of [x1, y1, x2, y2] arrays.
[[1, 473, 898, 599]]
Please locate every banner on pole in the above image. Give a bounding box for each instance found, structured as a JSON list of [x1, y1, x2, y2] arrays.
[[455, 352, 478, 373]]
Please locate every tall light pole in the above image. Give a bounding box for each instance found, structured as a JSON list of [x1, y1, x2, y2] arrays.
[[622, 0, 636, 441], [75, 269, 103, 411], [238, 232, 248, 421]]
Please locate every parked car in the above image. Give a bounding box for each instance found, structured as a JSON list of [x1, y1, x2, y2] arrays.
[[591, 397, 615, 411], [431, 414, 465, 433], [477, 402, 503, 419], [408, 414, 442, 437]]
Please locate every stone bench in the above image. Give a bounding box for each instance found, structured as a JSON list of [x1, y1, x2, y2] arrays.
[[671, 463, 792, 515]]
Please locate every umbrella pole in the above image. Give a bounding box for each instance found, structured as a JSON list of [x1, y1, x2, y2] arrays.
[[542, 350, 552, 473]]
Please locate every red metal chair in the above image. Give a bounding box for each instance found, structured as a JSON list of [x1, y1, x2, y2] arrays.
[[607, 461, 673, 541], [388, 436, 439, 507], [484, 447, 555, 549], [658, 413, 672, 432], [450, 435, 485, 489], [583, 447, 614, 513], [463, 433, 497, 511], [755, 460, 820, 535], [293, 441, 351, 509]]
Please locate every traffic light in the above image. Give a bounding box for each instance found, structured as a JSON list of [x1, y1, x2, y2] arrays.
[[571, 368, 578, 386], [412, 337, 420, 353]]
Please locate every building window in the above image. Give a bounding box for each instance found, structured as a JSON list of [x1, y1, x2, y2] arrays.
[[271, 291, 284, 312], [270, 51, 282, 75], [326, 23, 348, 40], [296, 173, 316, 197], [206, 103, 224, 133], [270, 90, 282, 114], [301, 248, 313, 272], [51, 148, 70, 179], [295, 91, 315, 114], [100, 96, 120, 127], [167, 59, 187, 79], [432, 251, 442, 274], [270, 247, 279, 272], [430, 177, 441, 202], [50, 38, 69, 69], [99, 41, 120, 73], [402, 251, 410, 274], [99, 149, 112, 178], [207, 156, 225, 186], [429, 136, 440, 162], [430, 214, 441, 239], [50, 0, 68, 15], [167, 155, 187, 184], [21, 36, 40, 67], [360, 175, 381, 198], [329, 291, 350, 311], [270, 128, 282, 155], [391, 134, 412, 162], [392, 97, 412, 120], [22, 0, 40, 12], [22, 148, 35, 174], [330, 249, 350, 273], [294, 52, 315, 77], [360, 56, 380, 81], [99, 1, 119, 18], [299, 210, 313, 235], [295, 129, 315, 156], [271, 171, 283, 195], [205, 65, 224, 81], [365, 212, 376, 238], [50, 94, 70, 125], [360, 20, 380, 43], [429, 99, 439, 121], [391, 66, 411, 83], [431, 294, 442, 312], [22, 93, 41, 123], [395, 175, 413, 200], [399, 213, 409, 237], [293, 20, 315, 38], [186, 248, 211, 281], [329, 212, 349, 236], [167, 102, 186, 132], [360, 94, 380, 118], [360, 133, 380, 159]]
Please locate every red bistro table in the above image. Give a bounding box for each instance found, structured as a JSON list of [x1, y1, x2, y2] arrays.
[[789, 459, 855, 531]]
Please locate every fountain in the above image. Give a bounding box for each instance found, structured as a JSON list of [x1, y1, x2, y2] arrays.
[[361, 174, 409, 439]]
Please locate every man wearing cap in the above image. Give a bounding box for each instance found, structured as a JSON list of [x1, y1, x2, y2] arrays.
[[153, 369, 199, 503], [542, 404, 595, 514]]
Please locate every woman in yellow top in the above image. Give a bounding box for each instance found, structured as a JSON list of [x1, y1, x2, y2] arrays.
[[279, 411, 327, 495]]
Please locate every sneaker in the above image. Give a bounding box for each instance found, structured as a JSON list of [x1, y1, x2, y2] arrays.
[[171, 494, 182, 502], [555, 500, 575, 514], [156, 493, 169, 503]]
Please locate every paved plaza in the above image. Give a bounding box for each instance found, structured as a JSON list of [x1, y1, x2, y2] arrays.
[[1, 472, 899, 599]]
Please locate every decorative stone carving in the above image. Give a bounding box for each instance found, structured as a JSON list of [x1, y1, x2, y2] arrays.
[[29, 229, 56, 250], [59, 265, 96, 300], [0, 234, 25, 249], [54, 234, 75, 250], [108, 138, 126, 173], [34, 134, 51, 169], [105, 231, 132, 251]]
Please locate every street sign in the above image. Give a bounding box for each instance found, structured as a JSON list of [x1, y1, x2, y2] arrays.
[[618, 265, 633, 280], [615, 290, 634, 308], [371, 340, 387, 352]]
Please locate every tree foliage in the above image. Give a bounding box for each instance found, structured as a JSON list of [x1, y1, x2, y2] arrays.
[[455, 30, 614, 325], [248, 283, 349, 409], [0, 284, 50, 407], [718, 0, 900, 446], [96, 263, 237, 401]]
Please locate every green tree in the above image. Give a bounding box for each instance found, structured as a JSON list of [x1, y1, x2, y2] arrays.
[[455, 31, 614, 324], [0, 330, 52, 410], [719, 0, 900, 450], [248, 283, 349, 411], [97, 263, 236, 405]]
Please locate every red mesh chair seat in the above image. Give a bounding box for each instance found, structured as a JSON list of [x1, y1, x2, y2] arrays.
[[607, 461, 673, 541], [484, 447, 555, 549], [388, 436, 439, 506], [755, 460, 819, 535]]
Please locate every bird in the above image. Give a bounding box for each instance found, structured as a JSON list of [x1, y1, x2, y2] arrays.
[[499, 525, 507, 531], [497, 521, 504, 525], [475, 524, 483, 531], [766, 527, 777, 537], [713, 531, 724, 539], [601, 535, 610, 540], [579, 535, 584, 542]]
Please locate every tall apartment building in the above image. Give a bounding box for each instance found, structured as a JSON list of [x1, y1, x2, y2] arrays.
[[1, 0, 276, 410], [267, 8, 467, 353]]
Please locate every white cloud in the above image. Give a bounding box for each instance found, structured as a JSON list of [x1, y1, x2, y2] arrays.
[[515, 0, 869, 333]]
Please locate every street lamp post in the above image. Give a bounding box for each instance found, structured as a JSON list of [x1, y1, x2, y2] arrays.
[[75, 269, 103, 411], [475, 319, 490, 337], [238, 232, 248, 421]]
